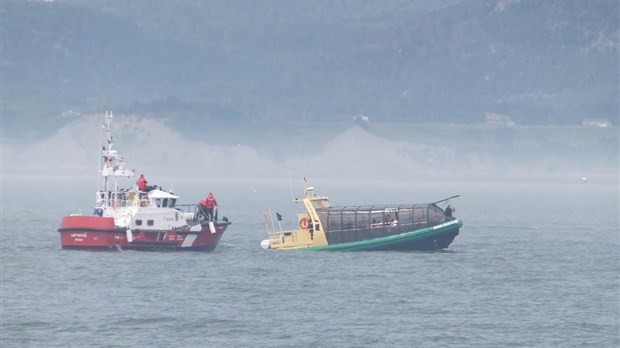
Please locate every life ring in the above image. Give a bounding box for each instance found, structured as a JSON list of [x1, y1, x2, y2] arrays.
[[140, 197, 149, 207], [299, 217, 309, 229]]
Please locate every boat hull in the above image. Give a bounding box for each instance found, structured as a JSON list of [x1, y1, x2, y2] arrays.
[[305, 219, 462, 251], [58, 215, 229, 251]]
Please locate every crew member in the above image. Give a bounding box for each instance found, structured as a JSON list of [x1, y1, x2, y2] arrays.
[[137, 174, 148, 192], [196, 197, 209, 221], [445, 205, 455, 218], [205, 192, 218, 221]]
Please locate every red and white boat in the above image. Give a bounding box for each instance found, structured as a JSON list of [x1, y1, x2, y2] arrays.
[[58, 112, 231, 251]]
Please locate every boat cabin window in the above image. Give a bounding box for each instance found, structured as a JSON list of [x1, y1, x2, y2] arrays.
[[155, 199, 162, 208], [370, 210, 384, 228], [169, 198, 176, 208], [413, 207, 426, 224], [384, 209, 397, 224], [427, 205, 444, 224], [147, 220, 154, 226], [342, 211, 356, 230], [328, 211, 342, 232], [135, 219, 143, 226], [356, 210, 370, 229], [398, 208, 413, 226], [317, 211, 329, 230]]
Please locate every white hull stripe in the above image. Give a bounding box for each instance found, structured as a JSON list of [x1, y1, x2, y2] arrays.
[[181, 233, 198, 248]]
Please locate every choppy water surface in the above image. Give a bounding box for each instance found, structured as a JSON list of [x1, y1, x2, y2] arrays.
[[1, 176, 618, 347]]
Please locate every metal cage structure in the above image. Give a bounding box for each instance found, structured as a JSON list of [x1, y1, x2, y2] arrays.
[[316, 203, 449, 244]]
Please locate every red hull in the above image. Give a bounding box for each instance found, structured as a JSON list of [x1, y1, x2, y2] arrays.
[[58, 215, 229, 251]]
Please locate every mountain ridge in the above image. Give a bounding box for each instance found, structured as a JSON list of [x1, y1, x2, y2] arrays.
[[1, 0, 618, 140]]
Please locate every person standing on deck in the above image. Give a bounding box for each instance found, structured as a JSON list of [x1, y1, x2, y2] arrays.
[[137, 174, 148, 192], [196, 197, 209, 221], [445, 205, 454, 218], [205, 192, 218, 221]]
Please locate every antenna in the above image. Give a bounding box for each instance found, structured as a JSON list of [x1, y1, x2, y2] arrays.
[[288, 176, 294, 200], [287, 164, 294, 199], [302, 176, 308, 197], [268, 207, 276, 233], [97, 121, 102, 191]]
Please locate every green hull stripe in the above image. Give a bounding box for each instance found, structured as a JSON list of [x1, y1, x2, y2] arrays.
[[303, 219, 463, 251]]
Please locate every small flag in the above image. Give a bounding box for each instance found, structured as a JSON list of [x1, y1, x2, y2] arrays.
[[276, 212, 282, 221]]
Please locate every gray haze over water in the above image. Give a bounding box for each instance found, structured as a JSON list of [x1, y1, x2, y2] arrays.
[[2, 113, 618, 185]]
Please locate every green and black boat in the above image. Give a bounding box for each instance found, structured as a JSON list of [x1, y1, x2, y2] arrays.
[[260, 182, 462, 251]]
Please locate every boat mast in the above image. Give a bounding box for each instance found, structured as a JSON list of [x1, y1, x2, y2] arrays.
[[302, 176, 308, 197], [101, 111, 113, 192], [99, 111, 134, 193]]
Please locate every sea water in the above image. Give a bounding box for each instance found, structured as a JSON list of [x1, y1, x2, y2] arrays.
[[1, 176, 618, 347]]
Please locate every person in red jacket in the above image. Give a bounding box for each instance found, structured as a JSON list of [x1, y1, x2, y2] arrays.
[[205, 192, 218, 221], [196, 197, 208, 221], [137, 174, 148, 191]]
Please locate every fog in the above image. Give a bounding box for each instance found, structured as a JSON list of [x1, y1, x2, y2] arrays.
[[2, 113, 618, 186], [2, 1, 618, 186]]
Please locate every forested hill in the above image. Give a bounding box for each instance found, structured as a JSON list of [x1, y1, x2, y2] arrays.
[[1, 0, 618, 139]]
